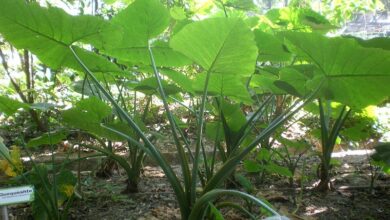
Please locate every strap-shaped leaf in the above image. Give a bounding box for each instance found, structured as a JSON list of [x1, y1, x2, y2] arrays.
[[282, 32, 390, 108], [170, 18, 257, 101], [0, 0, 121, 73]]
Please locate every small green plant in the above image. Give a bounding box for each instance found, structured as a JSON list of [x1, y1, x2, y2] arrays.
[[0, 135, 76, 220], [243, 148, 293, 184], [273, 137, 310, 186], [370, 142, 390, 192], [315, 99, 351, 191], [371, 143, 390, 173], [60, 96, 150, 192], [23, 164, 77, 220]]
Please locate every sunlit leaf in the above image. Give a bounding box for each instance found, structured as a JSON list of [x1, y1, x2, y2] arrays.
[[0, 96, 29, 116], [282, 32, 390, 108], [100, 0, 190, 66], [171, 17, 257, 102], [254, 30, 291, 62], [0, 0, 122, 74]]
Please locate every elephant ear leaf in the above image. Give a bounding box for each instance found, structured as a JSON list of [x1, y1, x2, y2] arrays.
[[254, 30, 292, 62], [27, 131, 68, 148], [282, 32, 390, 108], [62, 98, 137, 141], [0, 0, 121, 74], [353, 36, 390, 51], [0, 96, 29, 116], [100, 0, 190, 67], [62, 98, 111, 138], [170, 18, 258, 103], [274, 80, 301, 97]]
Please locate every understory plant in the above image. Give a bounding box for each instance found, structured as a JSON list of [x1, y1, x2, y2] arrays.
[[0, 0, 390, 219], [1, 132, 77, 220], [60, 96, 150, 192], [316, 99, 351, 191], [64, 2, 320, 218], [370, 142, 390, 191], [267, 32, 390, 191]]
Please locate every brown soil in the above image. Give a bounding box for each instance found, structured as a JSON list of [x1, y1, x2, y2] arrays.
[[5, 138, 390, 220]]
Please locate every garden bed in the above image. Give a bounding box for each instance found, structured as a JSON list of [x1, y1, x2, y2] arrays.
[[7, 150, 390, 220]]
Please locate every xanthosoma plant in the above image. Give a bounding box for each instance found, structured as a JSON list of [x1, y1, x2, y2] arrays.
[[0, 0, 319, 218], [272, 32, 390, 191], [316, 99, 351, 191], [61, 97, 150, 192], [70, 31, 318, 220], [70, 43, 316, 220]]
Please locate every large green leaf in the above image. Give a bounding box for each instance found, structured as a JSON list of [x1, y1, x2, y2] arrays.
[[282, 32, 390, 108], [100, 0, 190, 67], [160, 68, 195, 94], [352, 37, 390, 51], [223, 0, 257, 11], [192, 73, 252, 103], [275, 67, 311, 96], [205, 122, 224, 142], [27, 131, 68, 148], [254, 30, 291, 62], [0, 96, 29, 116], [62, 98, 139, 141], [62, 97, 112, 138], [250, 67, 285, 94], [170, 18, 257, 102], [265, 7, 335, 31], [0, 0, 121, 74], [171, 18, 257, 77], [128, 77, 182, 96], [218, 100, 246, 133]]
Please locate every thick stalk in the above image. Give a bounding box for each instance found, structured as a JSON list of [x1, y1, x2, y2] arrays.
[[203, 84, 322, 193], [148, 47, 192, 203], [69, 46, 189, 219], [317, 101, 351, 191], [191, 67, 213, 204]]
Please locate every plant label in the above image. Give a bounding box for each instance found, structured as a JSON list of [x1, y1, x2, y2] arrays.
[[0, 185, 34, 206]]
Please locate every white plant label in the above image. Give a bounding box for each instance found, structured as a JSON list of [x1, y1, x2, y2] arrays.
[[0, 185, 34, 206]]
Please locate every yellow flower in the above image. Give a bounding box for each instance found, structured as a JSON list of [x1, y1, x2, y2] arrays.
[[0, 146, 23, 177], [60, 184, 75, 197]]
